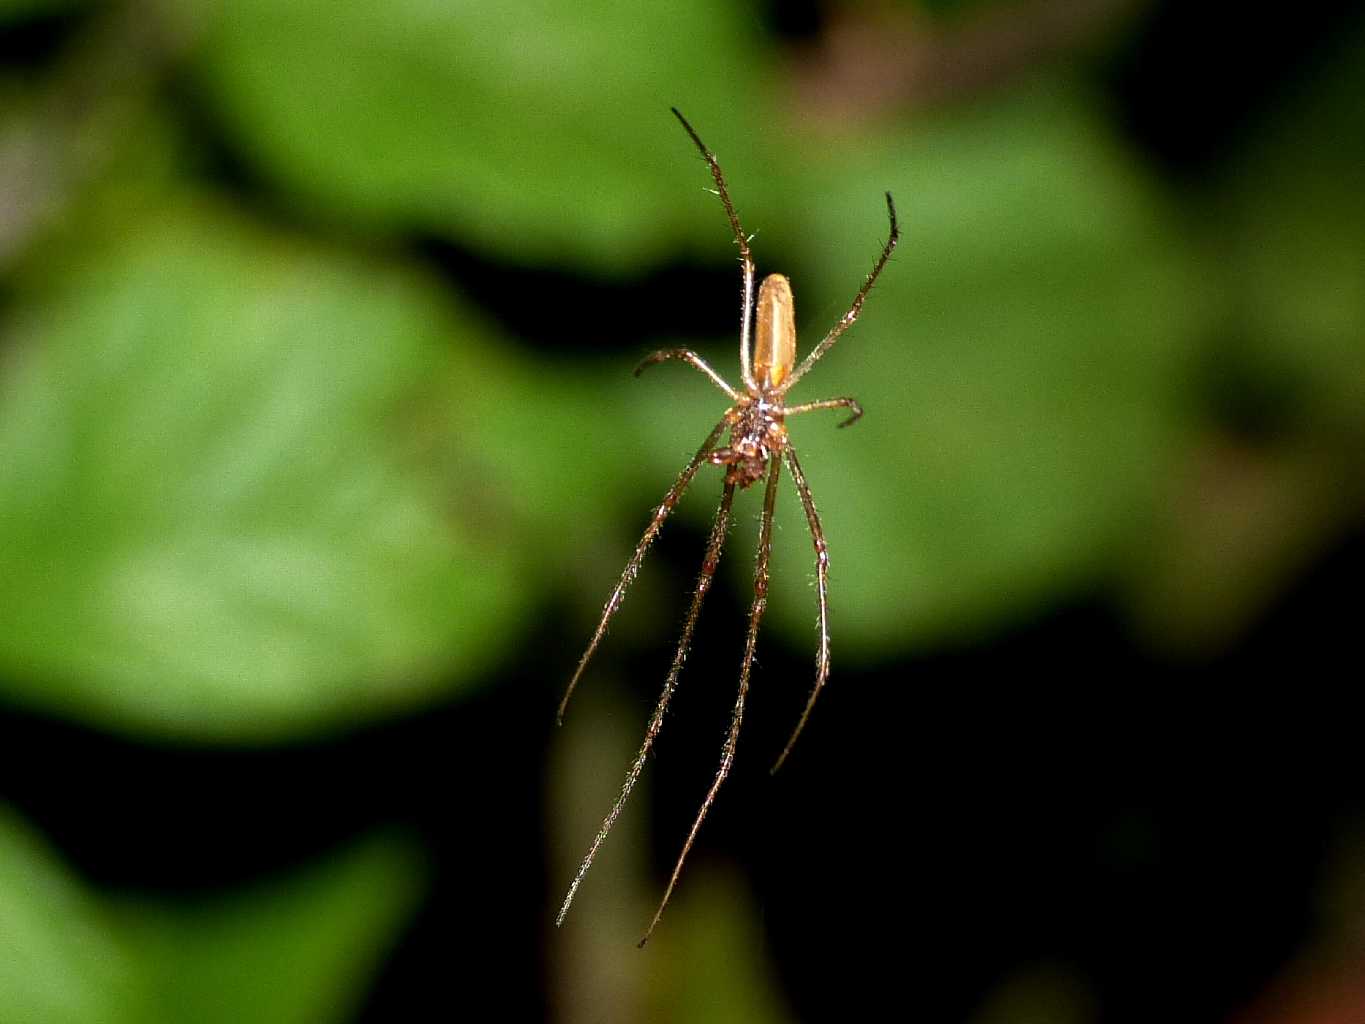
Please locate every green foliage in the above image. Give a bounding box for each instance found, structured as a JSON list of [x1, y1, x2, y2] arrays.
[[1215, 23, 1365, 430], [0, 805, 424, 1024], [0, 806, 143, 1024], [0, 0, 82, 21], [642, 868, 793, 1024], [191, 0, 775, 270], [114, 833, 427, 1024], [0, 199, 535, 738]]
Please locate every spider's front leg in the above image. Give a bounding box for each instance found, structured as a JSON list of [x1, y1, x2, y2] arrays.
[[784, 191, 899, 389], [671, 107, 758, 391], [784, 396, 864, 429], [635, 348, 739, 401]]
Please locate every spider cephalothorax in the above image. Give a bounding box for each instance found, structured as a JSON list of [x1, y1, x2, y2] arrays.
[[713, 396, 787, 488], [556, 109, 898, 946]]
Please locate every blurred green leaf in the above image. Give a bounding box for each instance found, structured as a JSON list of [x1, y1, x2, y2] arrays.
[[1119, 17, 1365, 651], [0, 197, 539, 739], [0, 805, 145, 1024], [969, 962, 1095, 1024], [1216, 16, 1365, 433], [116, 832, 426, 1024], [783, 86, 1201, 648], [643, 867, 794, 1024], [0, 804, 424, 1024], [190, 0, 774, 271], [0, 0, 83, 21]]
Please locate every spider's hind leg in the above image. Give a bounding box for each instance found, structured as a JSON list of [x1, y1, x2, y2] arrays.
[[638, 453, 782, 946], [556, 480, 738, 928], [771, 443, 830, 775]]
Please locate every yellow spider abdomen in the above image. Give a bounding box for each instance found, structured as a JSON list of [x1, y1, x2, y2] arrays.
[[754, 273, 796, 389]]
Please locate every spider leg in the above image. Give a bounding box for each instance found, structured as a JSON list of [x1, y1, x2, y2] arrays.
[[557, 411, 734, 725], [671, 107, 758, 392], [635, 348, 740, 401], [783, 396, 863, 429], [556, 480, 737, 929], [783, 192, 899, 390], [771, 443, 829, 775], [639, 454, 781, 947]]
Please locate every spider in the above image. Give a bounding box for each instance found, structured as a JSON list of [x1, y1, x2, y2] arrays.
[[555, 108, 898, 946]]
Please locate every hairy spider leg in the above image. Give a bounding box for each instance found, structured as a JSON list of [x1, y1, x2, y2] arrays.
[[770, 444, 832, 775], [556, 480, 737, 928], [782, 192, 900, 391], [556, 412, 735, 724], [634, 348, 739, 400], [639, 455, 782, 947], [671, 107, 758, 391], [784, 396, 864, 429]]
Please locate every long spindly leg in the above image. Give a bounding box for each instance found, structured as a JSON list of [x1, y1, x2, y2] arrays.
[[783, 192, 900, 390], [639, 454, 782, 947], [783, 395, 864, 429], [671, 107, 758, 392], [771, 443, 830, 775], [635, 348, 740, 401], [556, 480, 737, 928], [557, 412, 734, 724]]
